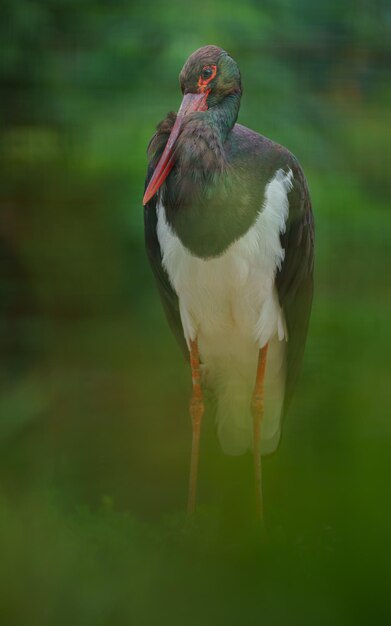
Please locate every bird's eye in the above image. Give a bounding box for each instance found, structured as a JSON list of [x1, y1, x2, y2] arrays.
[[198, 64, 217, 90], [201, 67, 213, 80]]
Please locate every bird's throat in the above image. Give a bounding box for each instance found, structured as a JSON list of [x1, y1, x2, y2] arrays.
[[172, 92, 241, 190], [206, 91, 241, 141]]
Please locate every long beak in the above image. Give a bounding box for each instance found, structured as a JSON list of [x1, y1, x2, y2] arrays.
[[142, 92, 209, 206]]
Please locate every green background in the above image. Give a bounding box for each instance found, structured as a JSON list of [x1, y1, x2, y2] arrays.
[[1, 0, 390, 623]]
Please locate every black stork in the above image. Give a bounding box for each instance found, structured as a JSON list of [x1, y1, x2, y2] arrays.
[[143, 45, 314, 520]]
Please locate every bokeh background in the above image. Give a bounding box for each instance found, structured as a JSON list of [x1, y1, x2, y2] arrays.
[[1, 0, 390, 623]]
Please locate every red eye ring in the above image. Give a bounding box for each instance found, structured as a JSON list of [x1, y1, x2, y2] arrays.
[[198, 65, 217, 92]]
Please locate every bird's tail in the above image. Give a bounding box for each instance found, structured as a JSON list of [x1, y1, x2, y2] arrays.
[[216, 377, 253, 455], [213, 334, 286, 456]]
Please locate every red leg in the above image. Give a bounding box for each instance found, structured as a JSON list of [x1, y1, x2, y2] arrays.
[[251, 343, 269, 521], [187, 338, 205, 515]]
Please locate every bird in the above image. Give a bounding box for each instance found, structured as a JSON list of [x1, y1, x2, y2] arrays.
[[143, 45, 314, 520]]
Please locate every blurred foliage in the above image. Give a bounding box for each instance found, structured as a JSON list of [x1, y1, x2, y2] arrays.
[[0, 0, 391, 624]]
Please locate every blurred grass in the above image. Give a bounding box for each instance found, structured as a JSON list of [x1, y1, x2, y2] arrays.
[[1, 0, 391, 623]]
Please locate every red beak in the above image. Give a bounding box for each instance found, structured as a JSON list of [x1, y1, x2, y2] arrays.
[[142, 92, 209, 206]]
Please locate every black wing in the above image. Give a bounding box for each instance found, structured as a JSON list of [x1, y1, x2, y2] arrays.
[[276, 157, 315, 414], [144, 165, 188, 359]]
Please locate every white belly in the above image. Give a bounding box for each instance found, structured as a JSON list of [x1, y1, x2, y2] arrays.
[[157, 168, 292, 455]]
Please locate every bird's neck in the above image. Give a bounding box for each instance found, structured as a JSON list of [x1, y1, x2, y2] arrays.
[[162, 92, 243, 257], [172, 91, 241, 185], [204, 91, 241, 142]]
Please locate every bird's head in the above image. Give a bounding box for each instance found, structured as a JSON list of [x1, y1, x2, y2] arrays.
[[143, 46, 242, 205], [179, 45, 242, 107]]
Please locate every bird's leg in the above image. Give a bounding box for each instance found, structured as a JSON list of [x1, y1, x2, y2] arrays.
[[251, 343, 269, 521], [187, 338, 205, 516]]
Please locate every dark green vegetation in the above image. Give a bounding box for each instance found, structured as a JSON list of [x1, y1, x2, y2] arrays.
[[1, 0, 390, 624]]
